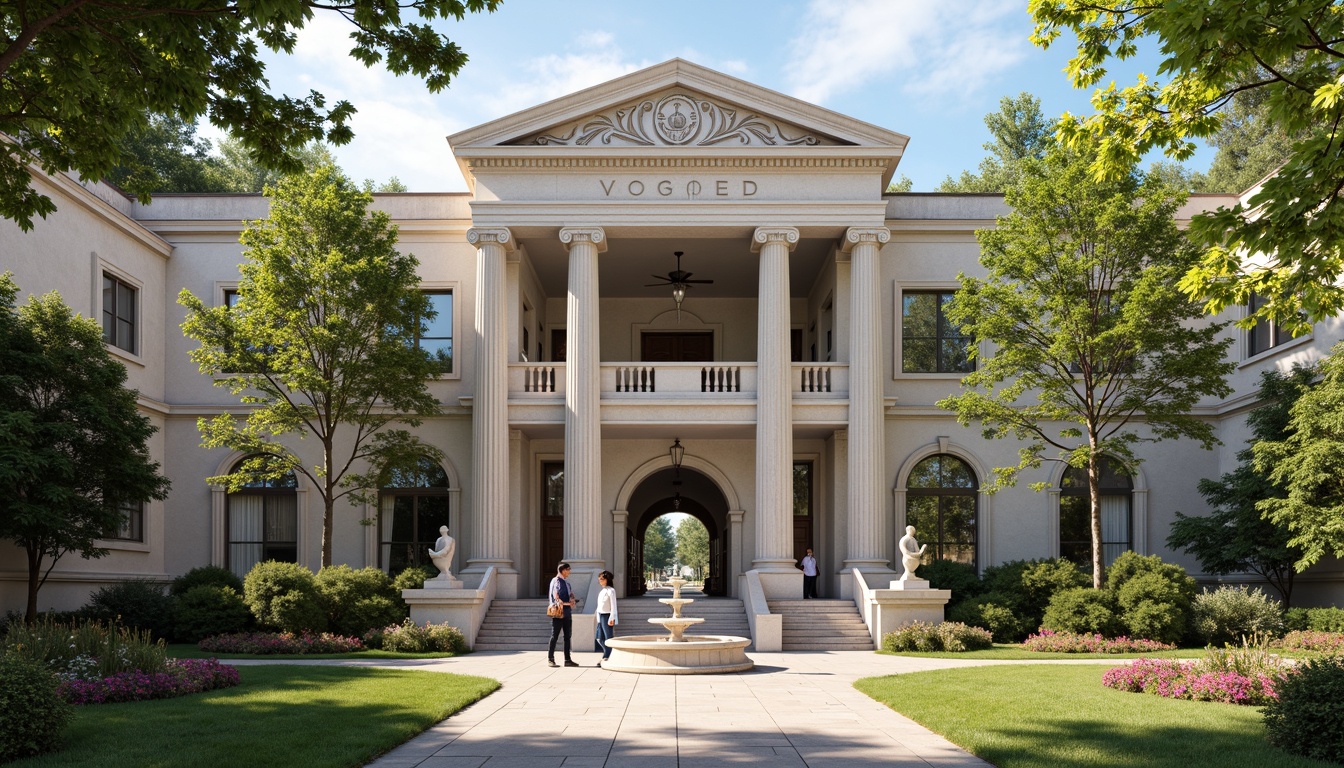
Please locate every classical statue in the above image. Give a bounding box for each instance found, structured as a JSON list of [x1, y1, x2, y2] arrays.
[[427, 525, 457, 581], [898, 525, 927, 581]]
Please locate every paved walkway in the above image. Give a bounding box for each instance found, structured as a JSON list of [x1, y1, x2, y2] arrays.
[[236, 650, 1028, 768]]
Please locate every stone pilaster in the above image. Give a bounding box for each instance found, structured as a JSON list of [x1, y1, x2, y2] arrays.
[[751, 226, 799, 573], [464, 228, 516, 577], [559, 227, 607, 574], [842, 227, 894, 574]]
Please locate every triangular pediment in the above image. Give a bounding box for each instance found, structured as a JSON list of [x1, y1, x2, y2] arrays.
[[508, 87, 849, 148], [448, 59, 908, 152]]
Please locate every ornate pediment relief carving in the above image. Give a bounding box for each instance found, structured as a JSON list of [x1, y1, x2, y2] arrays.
[[509, 89, 849, 148]]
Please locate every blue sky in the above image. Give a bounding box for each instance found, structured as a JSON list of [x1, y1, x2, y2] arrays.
[[236, 0, 1212, 192]]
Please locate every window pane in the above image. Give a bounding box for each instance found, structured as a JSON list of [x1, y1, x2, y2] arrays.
[[390, 496, 416, 541], [903, 294, 938, 337], [940, 457, 976, 489], [102, 277, 115, 344], [902, 338, 937, 373], [943, 496, 977, 545], [266, 496, 297, 542], [1059, 495, 1091, 548], [544, 464, 564, 516], [907, 457, 942, 489], [793, 463, 812, 516], [417, 496, 451, 541], [941, 338, 973, 373], [423, 293, 453, 338], [905, 496, 938, 537]]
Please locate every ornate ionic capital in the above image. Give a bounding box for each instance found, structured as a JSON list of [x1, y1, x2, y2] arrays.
[[558, 227, 608, 253], [840, 227, 891, 253], [466, 227, 515, 251], [750, 226, 800, 253]]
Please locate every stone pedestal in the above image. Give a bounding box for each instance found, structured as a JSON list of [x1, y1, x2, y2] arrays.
[[402, 587, 488, 650], [860, 584, 952, 649], [424, 575, 464, 590]]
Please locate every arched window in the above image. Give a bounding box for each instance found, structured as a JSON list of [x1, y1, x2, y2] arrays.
[[905, 454, 978, 568], [226, 458, 298, 579], [379, 457, 451, 575], [1060, 457, 1133, 567]]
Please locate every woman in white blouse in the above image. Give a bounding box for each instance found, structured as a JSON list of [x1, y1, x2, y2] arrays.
[[594, 570, 618, 666]]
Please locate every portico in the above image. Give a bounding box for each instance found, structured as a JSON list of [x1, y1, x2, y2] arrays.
[[450, 59, 908, 600]]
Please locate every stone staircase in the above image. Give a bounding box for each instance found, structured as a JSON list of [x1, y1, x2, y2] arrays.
[[768, 599, 875, 651], [473, 593, 752, 651]]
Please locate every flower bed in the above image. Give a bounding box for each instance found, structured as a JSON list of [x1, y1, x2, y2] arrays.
[[1276, 630, 1344, 654], [1102, 657, 1291, 706], [58, 659, 239, 705], [1023, 629, 1176, 653], [198, 631, 363, 655]]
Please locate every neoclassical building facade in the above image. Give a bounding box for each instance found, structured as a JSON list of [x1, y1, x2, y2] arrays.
[[3, 60, 1342, 614]]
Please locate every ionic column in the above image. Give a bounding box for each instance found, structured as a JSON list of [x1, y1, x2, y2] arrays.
[[559, 227, 607, 573], [842, 227, 894, 574], [751, 226, 798, 572], [465, 227, 515, 575]]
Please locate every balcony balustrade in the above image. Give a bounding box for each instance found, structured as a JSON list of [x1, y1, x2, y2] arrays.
[[508, 362, 847, 399]]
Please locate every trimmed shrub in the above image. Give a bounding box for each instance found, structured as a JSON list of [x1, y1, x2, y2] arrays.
[[243, 561, 327, 633], [1106, 552, 1196, 644], [391, 564, 437, 593], [0, 654, 73, 762], [1263, 655, 1344, 763], [948, 592, 1027, 642], [315, 565, 404, 636], [1284, 606, 1344, 633], [85, 578, 176, 640], [1191, 586, 1285, 646], [170, 565, 244, 597], [881, 621, 993, 653], [1042, 587, 1123, 637], [1023, 629, 1174, 653], [918, 560, 983, 608], [364, 619, 467, 654], [981, 558, 1088, 630], [174, 585, 251, 643]]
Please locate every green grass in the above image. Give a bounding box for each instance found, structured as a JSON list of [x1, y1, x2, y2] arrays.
[[166, 643, 458, 660], [856, 664, 1329, 768], [10, 666, 499, 768]]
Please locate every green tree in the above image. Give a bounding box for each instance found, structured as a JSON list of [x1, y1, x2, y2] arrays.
[[1255, 342, 1344, 570], [0, 273, 171, 621], [1168, 367, 1313, 605], [179, 166, 441, 566], [675, 518, 710, 580], [365, 176, 410, 193], [0, 0, 500, 229], [937, 145, 1234, 588], [1029, 0, 1344, 336], [215, 137, 337, 193], [644, 516, 676, 574], [106, 114, 231, 194], [937, 93, 1051, 192], [1190, 92, 1302, 195], [886, 175, 914, 193]]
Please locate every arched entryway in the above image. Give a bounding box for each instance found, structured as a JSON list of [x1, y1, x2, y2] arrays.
[[624, 466, 729, 597]]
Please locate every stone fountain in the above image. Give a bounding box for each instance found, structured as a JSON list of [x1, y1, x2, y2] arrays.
[[601, 577, 753, 674]]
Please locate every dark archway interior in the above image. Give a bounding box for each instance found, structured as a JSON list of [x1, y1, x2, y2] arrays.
[[627, 467, 729, 596]]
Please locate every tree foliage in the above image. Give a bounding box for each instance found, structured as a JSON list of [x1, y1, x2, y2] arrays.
[[643, 516, 676, 573], [1167, 367, 1313, 605], [1029, 0, 1344, 336], [937, 145, 1234, 588], [106, 114, 232, 194], [0, 0, 500, 228], [213, 137, 337, 193], [179, 166, 441, 566], [0, 273, 170, 621], [1190, 91, 1302, 195], [675, 517, 710, 579], [1255, 342, 1344, 570], [937, 92, 1051, 193]]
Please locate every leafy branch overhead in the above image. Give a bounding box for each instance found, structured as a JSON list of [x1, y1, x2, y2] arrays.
[[0, 0, 500, 228], [1029, 0, 1344, 336]]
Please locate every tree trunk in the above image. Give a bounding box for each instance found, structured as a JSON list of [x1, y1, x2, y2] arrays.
[[1089, 453, 1104, 589], [322, 494, 334, 568], [25, 545, 42, 623]]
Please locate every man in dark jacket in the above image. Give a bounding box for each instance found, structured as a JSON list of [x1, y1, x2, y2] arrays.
[[548, 562, 579, 667]]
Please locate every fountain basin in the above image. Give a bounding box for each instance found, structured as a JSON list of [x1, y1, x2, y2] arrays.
[[602, 635, 753, 674]]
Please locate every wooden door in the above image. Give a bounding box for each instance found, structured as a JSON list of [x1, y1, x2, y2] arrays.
[[792, 461, 814, 578], [539, 461, 565, 594], [641, 332, 713, 362], [550, 329, 567, 362]]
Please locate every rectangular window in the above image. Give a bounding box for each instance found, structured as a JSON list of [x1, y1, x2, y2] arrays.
[[1247, 293, 1286, 357], [227, 494, 298, 578], [418, 291, 453, 374], [102, 273, 137, 354], [105, 500, 144, 542], [902, 291, 972, 373]]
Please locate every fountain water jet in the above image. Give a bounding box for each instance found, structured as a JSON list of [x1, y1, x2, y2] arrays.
[[601, 576, 753, 674]]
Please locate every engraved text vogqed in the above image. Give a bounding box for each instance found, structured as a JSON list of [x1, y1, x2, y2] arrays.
[[599, 179, 759, 198]]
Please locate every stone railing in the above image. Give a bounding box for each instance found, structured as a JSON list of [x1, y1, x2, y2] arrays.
[[510, 364, 564, 394], [601, 363, 758, 395], [793, 363, 847, 394]]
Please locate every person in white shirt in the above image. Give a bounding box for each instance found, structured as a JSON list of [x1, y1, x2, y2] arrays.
[[799, 548, 819, 599], [594, 570, 619, 666]]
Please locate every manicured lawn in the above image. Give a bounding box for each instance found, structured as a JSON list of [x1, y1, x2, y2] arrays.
[[10, 666, 499, 768], [166, 643, 458, 660], [878, 644, 1208, 660], [856, 664, 1329, 768]]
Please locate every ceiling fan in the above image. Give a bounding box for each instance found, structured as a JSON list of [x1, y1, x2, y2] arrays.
[[645, 251, 713, 319]]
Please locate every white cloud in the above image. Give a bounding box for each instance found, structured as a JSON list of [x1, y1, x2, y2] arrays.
[[785, 0, 1029, 107], [474, 36, 651, 120]]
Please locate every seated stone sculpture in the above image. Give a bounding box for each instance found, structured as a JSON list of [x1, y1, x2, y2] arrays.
[[898, 525, 927, 581], [427, 525, 457, 581]]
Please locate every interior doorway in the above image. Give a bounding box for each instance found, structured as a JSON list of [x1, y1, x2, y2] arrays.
[[624, 466, 729, 597], [641, 331, 713, 361]]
